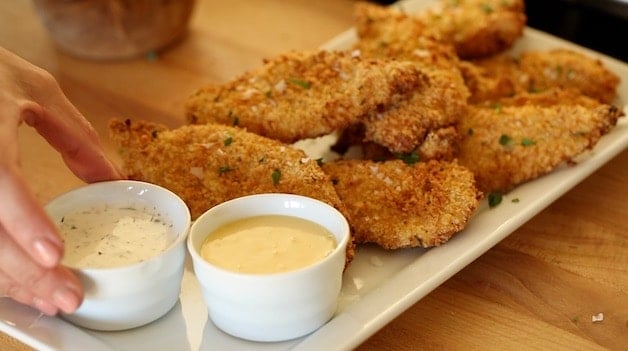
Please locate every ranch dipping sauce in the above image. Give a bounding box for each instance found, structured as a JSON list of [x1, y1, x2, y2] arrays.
[[58, 204, 174, 269], [200, 215, 336, 274]]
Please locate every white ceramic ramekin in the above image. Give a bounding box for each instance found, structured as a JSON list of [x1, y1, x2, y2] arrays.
[[187, 193, 350, 342], [45, 180, 191, 331]]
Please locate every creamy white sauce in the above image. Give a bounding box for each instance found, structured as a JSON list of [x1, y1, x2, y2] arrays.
[[58, 204, 174, 269], [200, 215, 336, 274]]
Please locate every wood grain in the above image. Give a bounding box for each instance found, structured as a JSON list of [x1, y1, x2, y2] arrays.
[[1, 0, 626, 350]]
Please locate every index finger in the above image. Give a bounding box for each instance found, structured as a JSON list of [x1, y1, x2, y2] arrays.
[[21, 95, 123, 183], [2, 47, 122, 183]]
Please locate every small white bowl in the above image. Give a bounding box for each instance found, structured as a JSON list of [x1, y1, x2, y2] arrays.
[[45, 180, 191, 331], [187, 193, 350, 342]]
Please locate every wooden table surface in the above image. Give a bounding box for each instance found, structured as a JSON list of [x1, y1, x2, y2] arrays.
[[1, 0, 627, 350]]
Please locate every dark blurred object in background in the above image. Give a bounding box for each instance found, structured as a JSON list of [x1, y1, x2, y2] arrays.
[[526, 0, 627, 61], [370, 0, 627, 61]]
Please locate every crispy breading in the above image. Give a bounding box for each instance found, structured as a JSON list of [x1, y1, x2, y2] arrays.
[[495, 88, 604, 109], [354, 0, 526, 59], [185, 50, 423, 143], [360, 75, 467, 154], [457, 104, 623, 193], [353, 12, 469, 154], [458, 55, 520, 104], [322, 159, 481, 249], [354, 3, 454, 65], [416, 126, 461, 160], [108, 119, 356, 263], [353, 4, 470, 154], [518, 49, 620, 104], [461, 50, 621, 104], [419, 0, 526, 59], [332, 124, 461, 163]]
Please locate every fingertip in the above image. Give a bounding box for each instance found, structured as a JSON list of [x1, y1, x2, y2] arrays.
[[33, 297, 59, 316], [53, 286, 83, 314], [32, 238, 63, 268]]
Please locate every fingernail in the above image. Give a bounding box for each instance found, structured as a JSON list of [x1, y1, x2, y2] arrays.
[[53, 287, 81, 314], [33, 239, 62, 267], [33, 297, 58, 316]]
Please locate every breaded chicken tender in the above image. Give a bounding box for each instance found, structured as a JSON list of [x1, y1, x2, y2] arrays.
[[457, 104, 623, 193], [416, 0, 526, 59], [360, 77, 467, 154], [322, 159, 481, 249], [185, 50, 423, 143], [109, 119, 344, 218], [354, 0, 526, 59], [333, 124, 462, 163], [518, 49, 620, 104], [495, 88, 605, 109], [353, 8, 469, 154], [458, 55, 520, 104], [108, 118, 356, 263], [460, 49, 621, 104]]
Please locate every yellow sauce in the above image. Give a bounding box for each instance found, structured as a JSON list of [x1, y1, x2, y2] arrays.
[[58, 204, 174, 269], [200, 215, 336, 274]]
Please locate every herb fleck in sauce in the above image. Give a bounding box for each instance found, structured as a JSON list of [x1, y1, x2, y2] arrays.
[[58, 205, 174, 269]]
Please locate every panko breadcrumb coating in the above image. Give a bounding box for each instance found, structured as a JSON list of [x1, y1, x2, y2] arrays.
[[458, 55, 520, 104], [108, 119, 356, 264], [460, 49, 621, 104], [185, 50, 424, 143], [354, 0, 526, 59], [322, 159, 481, 249], [457, 104, 623, 193], [494, 88, 605, 109], [359, 75, 467, 154], [353, 8, 469, 154], [518, 49, 620, 104]]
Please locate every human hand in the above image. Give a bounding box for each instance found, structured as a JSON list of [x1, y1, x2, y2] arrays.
[[0, 46, 122, 315]]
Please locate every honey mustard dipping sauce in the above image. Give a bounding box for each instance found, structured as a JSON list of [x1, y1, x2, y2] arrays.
[[58, 204, 174, 269], [200, 215, 337, 274]]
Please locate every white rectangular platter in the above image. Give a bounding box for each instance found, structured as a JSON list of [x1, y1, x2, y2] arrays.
[[2, 0, 627, 350]]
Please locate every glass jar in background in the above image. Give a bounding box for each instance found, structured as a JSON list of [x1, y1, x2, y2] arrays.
[[32, 0, 196, 60]]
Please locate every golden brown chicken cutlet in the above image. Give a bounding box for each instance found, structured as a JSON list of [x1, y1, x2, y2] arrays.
[[460, 49, 621, 104], [417, 0, 526, 59], [360, 79, 467, 155], [332, 124, 461, 163], [518, 49, 620, 104], [185, 50, 423, 144], [457, 103, 623, 194], [354, 0, 526, 59], [108, 118, 356, 262], [322, 159, 481, 249], [458, 55, 520, 104], [353, 13, 469, 155], [494, 88, 605, 109]]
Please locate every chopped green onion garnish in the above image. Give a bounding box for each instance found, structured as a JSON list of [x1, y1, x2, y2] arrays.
[[288, 78, 311, 89], [488, 192, 503, 208], [395, 152, 420, 165], [271, 169, 281, 185], [499, 134, 512, 145], [521, 138, 536, 146], [218, 166, 233, 175]]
